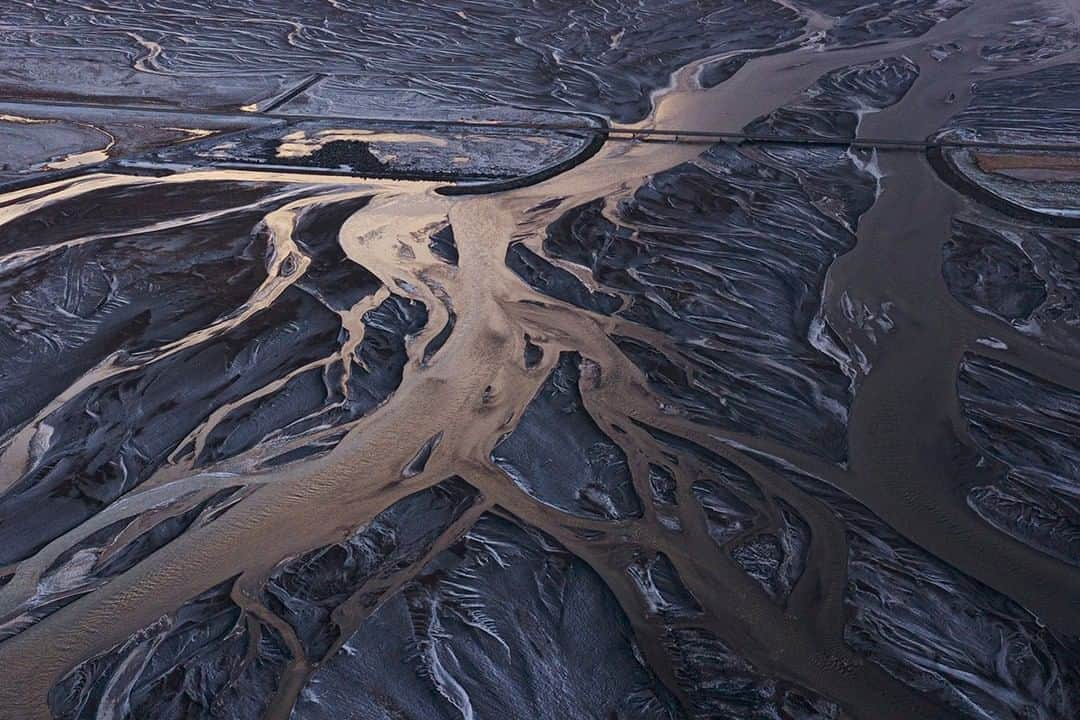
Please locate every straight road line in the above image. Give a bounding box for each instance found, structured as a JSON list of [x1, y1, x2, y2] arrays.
[[3, 96, 1079, 152]]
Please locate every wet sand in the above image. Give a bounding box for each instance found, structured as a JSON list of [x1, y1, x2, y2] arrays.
[[1, 1, 1079, 719]]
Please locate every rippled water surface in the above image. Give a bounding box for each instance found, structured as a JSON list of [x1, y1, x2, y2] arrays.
[[0, 1, 1079, 719]]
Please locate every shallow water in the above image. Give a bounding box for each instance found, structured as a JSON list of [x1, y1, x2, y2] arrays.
[[0, 1, 1079, 719]]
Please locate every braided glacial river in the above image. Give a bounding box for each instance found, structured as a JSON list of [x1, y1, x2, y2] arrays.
[[0, 1, 1078, 718]]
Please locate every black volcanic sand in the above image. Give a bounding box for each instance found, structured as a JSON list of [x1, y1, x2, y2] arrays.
[[492, 351, 642, 521], [958, 355, 1080, 567], [0, 286, 343, 565], [943, 216, 1080, 354], [289, 505, 683, 720], [934, 63, 1080, 222], [49, 576, 292, 720], [0, 183, 300, 437], [0, 487, 242, 644], [0, 180, 284, 256], [146, 119, 600, 183], [748, 452, 1080, 720], [0, 106, 262, 183], [0, 0, 969, 122], [262, 478, 480, 663], [511, 59, 921, 464], [0, 190, 429, 565], [0, 118, 106, 179], [0, 3, 1079, 720]]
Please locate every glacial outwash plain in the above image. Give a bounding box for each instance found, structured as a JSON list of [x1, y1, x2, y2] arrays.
[[0, 1, 1078, 718]]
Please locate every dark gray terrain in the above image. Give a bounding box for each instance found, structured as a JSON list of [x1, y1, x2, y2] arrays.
[[0, 1, 1078, 720]]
